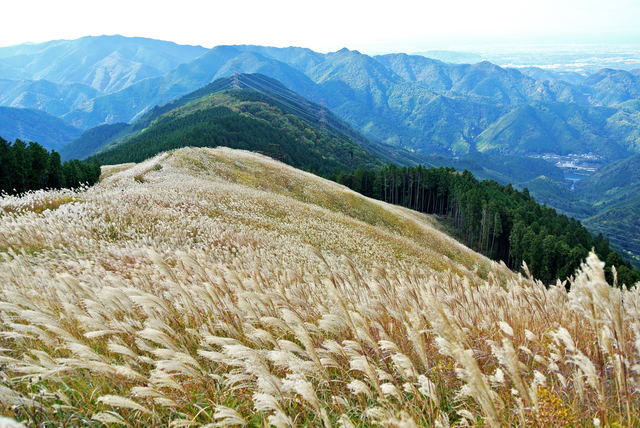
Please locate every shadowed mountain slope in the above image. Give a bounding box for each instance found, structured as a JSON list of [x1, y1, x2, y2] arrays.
[[58, 122, 130, 161], [0, 106, 82, 150]]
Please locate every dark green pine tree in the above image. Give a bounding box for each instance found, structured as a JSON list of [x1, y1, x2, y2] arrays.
[[46, 150, 65, 189], [0, 136, 18, 193], [10, 139, 29, 194], [26, 141, 51, 190], [0, 136, 101, 194], [62, 160, 81, 188]]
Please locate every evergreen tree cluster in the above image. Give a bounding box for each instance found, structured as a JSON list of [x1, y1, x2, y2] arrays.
[[0, 136, 101, 195], [337, 164, 640, 287]]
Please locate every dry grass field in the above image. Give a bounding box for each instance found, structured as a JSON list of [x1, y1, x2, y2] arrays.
[[1, 147, 639, 427]]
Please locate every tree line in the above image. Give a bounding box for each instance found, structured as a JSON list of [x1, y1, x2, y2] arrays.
[[0, 136, 101, 195], [335, 163, 640, 287]]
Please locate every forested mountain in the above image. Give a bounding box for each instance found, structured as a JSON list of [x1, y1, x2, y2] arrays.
[[514, 154, 640, 267], [305, 50, 640, 158], [0, 36, 209, 125], [475, 102, 640, 157], [68, 74, 424, 167], [87, 78, 388, 176], [579, 153, 640, 195], [233, 45, 326, 73], [573, 154, 640, 265], [421, 151, 565, 185], [0, 106, 81, 150], [67, 73, 569, 192], [374, 55, 585, 105], [582, 68, 640, 105], [60, 46, 325, 129], [515, 67, 588, 85]]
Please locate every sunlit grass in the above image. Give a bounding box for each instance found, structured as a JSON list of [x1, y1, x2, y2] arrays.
[[100, 163, 136, 180], [1, 147, 638, 427]]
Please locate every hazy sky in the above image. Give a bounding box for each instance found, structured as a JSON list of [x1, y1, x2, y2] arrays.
[[2, 0, 640, 53]]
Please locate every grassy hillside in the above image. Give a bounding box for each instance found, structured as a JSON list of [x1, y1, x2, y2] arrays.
[[0, 147, 638, 427]]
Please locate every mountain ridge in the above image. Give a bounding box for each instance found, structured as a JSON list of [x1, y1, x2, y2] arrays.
[[81, 73, 416, 174], [3, 37, 640, 162], [0, 35, 208, 93]]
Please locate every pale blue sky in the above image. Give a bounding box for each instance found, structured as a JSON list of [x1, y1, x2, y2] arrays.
[[2, 0, 640, 52]]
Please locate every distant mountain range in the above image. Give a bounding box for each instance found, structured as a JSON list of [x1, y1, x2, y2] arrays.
[[414, 50, 484, 64], [0, 35, 207, 93], [2, 37, 640, 161], [514, 67, 587, 85]]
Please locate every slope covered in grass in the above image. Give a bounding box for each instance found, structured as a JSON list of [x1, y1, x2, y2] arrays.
[[1, 147, 639, 427]]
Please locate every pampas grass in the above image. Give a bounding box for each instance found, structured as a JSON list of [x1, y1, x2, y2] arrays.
[[1, 147, 639, 426]]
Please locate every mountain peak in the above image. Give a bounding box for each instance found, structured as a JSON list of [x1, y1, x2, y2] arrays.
[[334, 47, 361, 55]]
